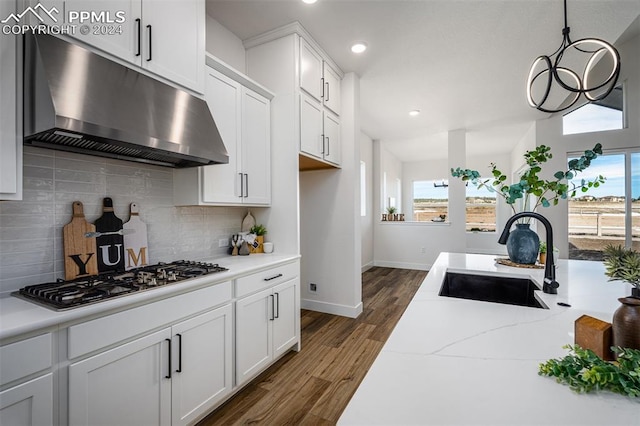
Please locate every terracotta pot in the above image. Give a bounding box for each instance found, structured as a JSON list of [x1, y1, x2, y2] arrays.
[[539, 252, 546, 265], [612, 297, 640, 351]]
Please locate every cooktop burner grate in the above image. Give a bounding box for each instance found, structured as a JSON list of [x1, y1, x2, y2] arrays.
[[15, 260, 228, 311]]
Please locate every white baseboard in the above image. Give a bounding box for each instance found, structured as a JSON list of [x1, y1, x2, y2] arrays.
[[301, 299, 363, 318], [373, 260, 431, 271], [361, 262, 374, 273]]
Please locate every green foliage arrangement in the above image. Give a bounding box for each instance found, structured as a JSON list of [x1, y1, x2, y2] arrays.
[[451, 143, 605, 215], [386, 206, 397, 215], [539, 242, 547, 254], [603, 245, 640, 291], [250, 224, 267, 236], [539, 345, 640, 397]]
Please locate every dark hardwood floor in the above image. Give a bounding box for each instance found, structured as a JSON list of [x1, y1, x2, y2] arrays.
[[198, 267, 427, 425]]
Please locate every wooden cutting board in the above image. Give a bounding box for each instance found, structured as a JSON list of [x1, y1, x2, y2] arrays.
[[94, 197, 125, 273], [241, 210, 255, 232], [123, 203, 149, 270], [63, 201, 99, 280]]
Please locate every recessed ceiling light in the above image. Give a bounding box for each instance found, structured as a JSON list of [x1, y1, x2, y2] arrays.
[[302, 0, 318, 4], [409, 110, 420, 117], [351, 42, 368, 54]]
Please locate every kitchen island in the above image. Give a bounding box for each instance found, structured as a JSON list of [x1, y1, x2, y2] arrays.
[[339, 253, 639, 425]]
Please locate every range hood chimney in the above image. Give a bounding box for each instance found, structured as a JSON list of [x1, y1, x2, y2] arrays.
[[24, 34, 228, 168]]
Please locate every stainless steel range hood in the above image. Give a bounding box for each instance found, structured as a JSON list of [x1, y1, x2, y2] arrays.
[[24, 34, 228, 168]]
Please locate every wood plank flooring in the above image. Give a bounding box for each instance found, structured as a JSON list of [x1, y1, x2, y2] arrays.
[[198, 267, 427, 425]]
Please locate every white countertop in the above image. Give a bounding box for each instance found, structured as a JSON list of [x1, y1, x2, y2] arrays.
[[339, 252, 639, 425], [0, 253, 299, 341]]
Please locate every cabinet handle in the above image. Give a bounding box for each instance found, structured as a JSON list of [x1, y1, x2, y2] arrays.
[[176, 333, 182, 373], [320, 134, 325, 154], [135, 19, 141, 57], [238, 173, 244, 197], [321, 77, 325, 99], [270, 294, 275, 321], [264, 273, 283, 281], [146, 25, 152, 61], [244, 173, 249, 198], [326, 136, 330, 156], [274, 292, 280, 319], [325, 81, 330, 102], [165, 338, 172, 379]]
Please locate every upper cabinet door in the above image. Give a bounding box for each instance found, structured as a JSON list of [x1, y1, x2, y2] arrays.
[[0, 0, 22, 200], [323, 62, 341, 116], [299, 38, 323, 101], [59, 0, 142, 65], [323, 111, 341, 165], [201, 70, 242, 204], [299, 93, 323, 159], [241, 89, 271, 205], [142, 0, 205, 92]]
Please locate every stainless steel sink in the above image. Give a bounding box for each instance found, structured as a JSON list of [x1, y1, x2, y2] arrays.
[[439, 272, 549, 309]]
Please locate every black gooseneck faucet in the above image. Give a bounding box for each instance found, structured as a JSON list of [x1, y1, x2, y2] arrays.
[[498, 212, 560, 294]]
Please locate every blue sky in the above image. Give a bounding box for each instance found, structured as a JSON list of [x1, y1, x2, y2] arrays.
[[414, 152, 639, 200]]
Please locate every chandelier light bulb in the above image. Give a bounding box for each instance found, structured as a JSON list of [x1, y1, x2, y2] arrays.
[[526, 0, 620, 113]]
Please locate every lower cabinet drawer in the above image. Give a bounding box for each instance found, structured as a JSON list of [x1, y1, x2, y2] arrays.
[[0, 334, 52, 386], [235, 261, 299, 298], [68, 281, 232, 359]]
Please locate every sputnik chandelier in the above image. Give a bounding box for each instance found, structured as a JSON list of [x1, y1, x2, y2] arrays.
[[526, 0, 620, 113]]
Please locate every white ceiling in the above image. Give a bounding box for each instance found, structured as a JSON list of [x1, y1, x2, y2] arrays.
[[206, 0, 640, 162]]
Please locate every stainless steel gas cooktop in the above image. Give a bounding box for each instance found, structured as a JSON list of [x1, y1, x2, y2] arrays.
[[15, 261, 228, 311]]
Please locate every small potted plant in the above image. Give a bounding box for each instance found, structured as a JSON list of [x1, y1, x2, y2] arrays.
[[249, 224, 267, 253], [538, 242, 547, 264], [603, 245, 640, 351], [386, 206, 397, 221]]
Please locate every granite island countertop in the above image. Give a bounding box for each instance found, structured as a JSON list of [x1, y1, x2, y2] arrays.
[[339, 252, 639, 425]]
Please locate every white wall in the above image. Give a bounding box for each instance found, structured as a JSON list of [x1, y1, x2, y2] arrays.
[[300, 73, 362, 317], [205, 15, 246, 72], [361, 132, 374, 271], [378, 143, 402, 215], [533, 31, 639, 258]]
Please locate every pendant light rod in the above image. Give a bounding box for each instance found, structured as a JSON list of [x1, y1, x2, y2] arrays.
[[526, 0, 620, 113]]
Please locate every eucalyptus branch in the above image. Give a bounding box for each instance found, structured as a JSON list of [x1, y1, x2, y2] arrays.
[[451, 143, 605, 213]]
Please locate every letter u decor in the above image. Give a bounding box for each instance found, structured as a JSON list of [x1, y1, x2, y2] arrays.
[[95, 197, 125, 273]]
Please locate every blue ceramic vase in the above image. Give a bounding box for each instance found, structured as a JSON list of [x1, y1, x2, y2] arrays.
[[506, 223, 540, 264]]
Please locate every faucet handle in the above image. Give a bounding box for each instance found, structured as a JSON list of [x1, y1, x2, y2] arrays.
[[543, 278, 559, 294]]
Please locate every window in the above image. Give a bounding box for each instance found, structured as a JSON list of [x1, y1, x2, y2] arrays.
[[413, 180, 448, 222], [563, 84, 624, 135], [466, 183, 496, 232], [568, 149, 640, 260]]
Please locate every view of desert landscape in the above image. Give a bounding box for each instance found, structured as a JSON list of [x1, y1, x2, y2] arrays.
[[413, 196, 639, 260]]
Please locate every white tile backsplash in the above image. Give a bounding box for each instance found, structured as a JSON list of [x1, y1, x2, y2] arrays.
[[0, 147, 248, 295]]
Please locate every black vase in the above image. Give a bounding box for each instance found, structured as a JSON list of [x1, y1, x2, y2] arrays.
[[506, 223, 540, 264]]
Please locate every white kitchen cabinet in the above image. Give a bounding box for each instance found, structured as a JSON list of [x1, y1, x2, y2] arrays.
[[68, 303, 232, 426], [0, 332, 53, 426], [236, 276, 299, 386], [68, 328, 173, 426], [0, 0, 22, 200], [174, 64, 272, 206], [299, 38, 341, 116], [37, 0, 205, 92], [300, 93, 341, 165], [0, 374, 53, 426], [323, 111, 341, 165], [322, 62, 341, 116], [171, 304, 233, 426], [246, 24, 343, 169]]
